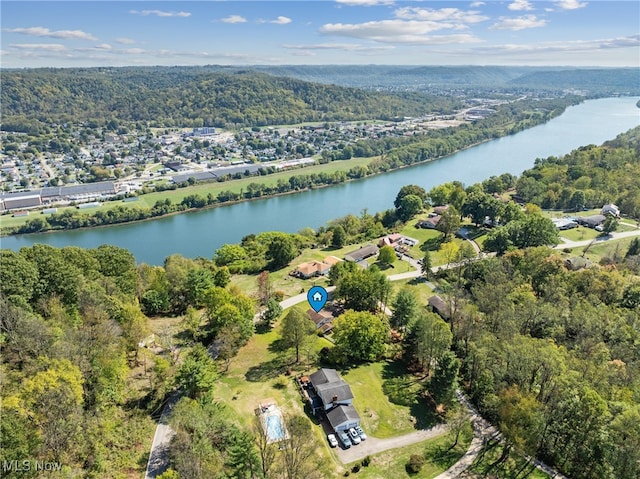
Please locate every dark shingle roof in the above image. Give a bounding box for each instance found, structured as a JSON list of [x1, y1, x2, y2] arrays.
[[326, 405, 361, 430]]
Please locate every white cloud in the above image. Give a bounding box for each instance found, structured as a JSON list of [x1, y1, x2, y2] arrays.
[[554, 0, 588, 10], [474, 34, 640, 55], [320, 6, 488, 44], [283, 42, 394, 52], [5, 26, 96, 41], [508, 0, 534, 11], [470, 2, 485, 6], [129, 10, 191, 18], [258, 15, 293, 25], [336, 0, 395, 6], [115, 37, 136, 45], [10, 43, 67, 52], [394, 7, 489, 24], [221, 15, 248, 24], [490, 15, 546, 31]]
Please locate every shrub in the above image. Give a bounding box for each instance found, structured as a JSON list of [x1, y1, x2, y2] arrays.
[[351, 464, 360, 473], [406, 454, 425, 474], [361, 456, 371, 467]]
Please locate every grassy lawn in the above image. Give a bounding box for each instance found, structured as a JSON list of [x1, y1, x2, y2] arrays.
[[561, 235, 637, 263], [558, 225, 599, 242], [345, 425, 473, 479], [469, 440, 551, 479], [341, 361, 440, 438], [392, 279, 436, 306]]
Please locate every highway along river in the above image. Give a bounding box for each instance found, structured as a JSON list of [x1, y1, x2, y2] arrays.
[[2, 96, 639, 265]]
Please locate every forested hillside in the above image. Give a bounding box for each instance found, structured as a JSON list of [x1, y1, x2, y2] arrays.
[[516, 125, 640, 216], [0, 67, 461, 131], [445, 244, 640, 479], [252, 65, 639, 95]]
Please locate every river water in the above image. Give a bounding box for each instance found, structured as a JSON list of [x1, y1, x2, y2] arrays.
[[2, 97, 639, 264]]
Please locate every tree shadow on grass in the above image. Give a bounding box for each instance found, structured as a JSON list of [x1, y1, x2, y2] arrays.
[[245, 356, 289, 382], [424, 440, 465, 470], [421, 236, 444, 252], [380, 359, 440, 430], [268, 338, 289, 353]]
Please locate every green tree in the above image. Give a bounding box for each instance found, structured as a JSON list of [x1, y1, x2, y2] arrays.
[[602, 215, 619, 235], [404, 312, 452, 374], [281, 415, 321, 479], [335, 267, 391, 312], [266, 234, 298, 270], [281, 308, 315, 363], [394, 184, 428, 209], [333, 310, 389, 363], [391, 289, 419, 332], [330, 225, 347, 248], [397, 194, 424, 221], [378, 245, 396, 265], [174, 344, 217, 400], [436, 206, 461, 241], [261, 298, 282, 329], [428, 350, 459, 407], [421, 250, 433, 278]]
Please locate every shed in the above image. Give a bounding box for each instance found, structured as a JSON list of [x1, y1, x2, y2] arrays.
[[428, 295, 452, 320]]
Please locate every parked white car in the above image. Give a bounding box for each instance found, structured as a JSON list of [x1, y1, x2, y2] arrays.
[[327, 433, 338, 448], [355, 425, 367, 440], [348, 427, 361, 445]]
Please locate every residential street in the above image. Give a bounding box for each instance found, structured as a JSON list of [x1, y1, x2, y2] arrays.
[[554, 227, 640, 250]]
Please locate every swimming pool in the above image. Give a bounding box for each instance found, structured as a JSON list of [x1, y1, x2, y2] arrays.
[[260, 405, 288, 443]]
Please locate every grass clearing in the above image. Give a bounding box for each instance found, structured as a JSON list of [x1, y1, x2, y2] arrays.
[[392, 278, 436, 306], [469, 440, 550, 479], [558, 226, 600, 242], [566, 235, 637, 263], [341, 361, 440, 438], [345, 425, 473, 479]]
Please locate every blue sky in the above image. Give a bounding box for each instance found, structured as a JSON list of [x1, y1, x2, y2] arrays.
[[1, 1, 638, 68]]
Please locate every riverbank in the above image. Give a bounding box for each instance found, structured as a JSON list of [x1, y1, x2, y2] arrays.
[[1, 138, 497, 238], [2, 96, 637, 264], [2, 94, 567, 238]]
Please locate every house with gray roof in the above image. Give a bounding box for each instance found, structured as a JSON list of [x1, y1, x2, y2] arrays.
[[344, 244, 379, 263], [308, 368, 354, 412]]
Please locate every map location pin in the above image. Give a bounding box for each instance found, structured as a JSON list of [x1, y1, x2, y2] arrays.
[[307, 286, 328, 313]]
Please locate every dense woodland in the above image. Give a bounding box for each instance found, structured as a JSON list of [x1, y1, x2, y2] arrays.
[[516, 126, 640, 217], [0, 68, 462, 131]]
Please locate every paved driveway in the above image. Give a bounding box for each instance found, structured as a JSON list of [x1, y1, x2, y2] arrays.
[[334, 425, 448, 464]]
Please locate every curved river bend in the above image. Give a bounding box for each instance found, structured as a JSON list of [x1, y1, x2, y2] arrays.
[[2, 97, 639, 265]]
